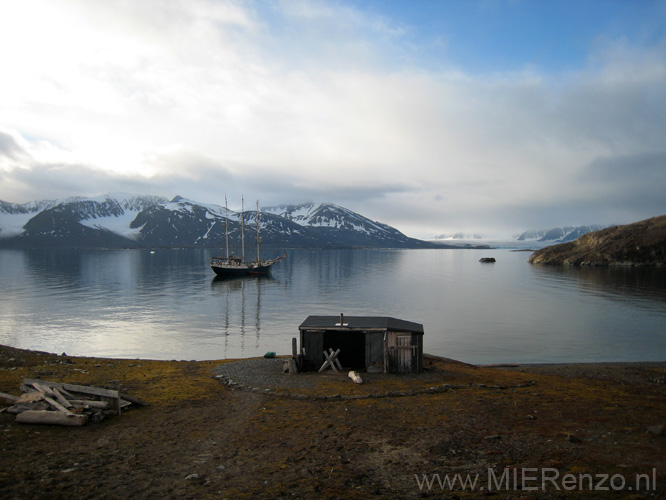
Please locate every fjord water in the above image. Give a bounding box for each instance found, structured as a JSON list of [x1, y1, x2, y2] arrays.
[[1, 248, 665, 364]]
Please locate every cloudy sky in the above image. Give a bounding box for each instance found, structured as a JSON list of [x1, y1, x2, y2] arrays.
[[1, 0, 665, 238]]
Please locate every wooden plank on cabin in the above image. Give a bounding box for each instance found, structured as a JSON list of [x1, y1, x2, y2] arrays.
[[16, 410, 88, 427]]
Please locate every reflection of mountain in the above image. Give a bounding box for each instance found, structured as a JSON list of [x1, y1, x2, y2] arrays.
[[529, 262, 666, 307]]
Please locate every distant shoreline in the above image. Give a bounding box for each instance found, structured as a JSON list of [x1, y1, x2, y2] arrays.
[[2, 344, 664, 367]]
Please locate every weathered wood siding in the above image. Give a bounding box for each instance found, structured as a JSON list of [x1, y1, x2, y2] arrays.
[[365, 332, 383, 367], [386, 331, 424, 373], [301, 331, 324, 370]]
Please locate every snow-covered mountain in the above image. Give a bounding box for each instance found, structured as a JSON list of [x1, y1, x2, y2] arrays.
[[0, 194, 448, 249], [428, 224, 613, 249], [431, 233, 484, 241], [263, 202, 418, 247], [515, 225, 612, 243]]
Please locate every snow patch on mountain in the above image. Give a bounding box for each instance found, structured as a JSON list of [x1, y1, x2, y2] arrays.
[[432, 233, 484, 240], [79, 211, 145, 239], [0, 212, 34, 237]]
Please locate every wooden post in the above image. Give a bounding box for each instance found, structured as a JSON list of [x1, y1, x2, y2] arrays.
[[108, 381, 122, 416], [319, 348, 341, 373], [329, 348, 343, 371]]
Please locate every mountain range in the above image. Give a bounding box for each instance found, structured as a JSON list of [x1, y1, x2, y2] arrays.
[[0, 193, 458, 250], [515, 225, 612, 243], [431, 225, 612, 245]]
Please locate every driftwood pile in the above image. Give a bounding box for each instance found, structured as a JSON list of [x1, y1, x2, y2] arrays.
[[0, 379, 148, 426]]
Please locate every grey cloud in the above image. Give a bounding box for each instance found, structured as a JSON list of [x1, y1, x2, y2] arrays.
[[578, 151, 666, 215], [0, 131, 25, 160]]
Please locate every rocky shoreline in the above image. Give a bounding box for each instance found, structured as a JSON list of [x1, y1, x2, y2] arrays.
[[1, 344, 665, 499], [528, 214, 666, 266]]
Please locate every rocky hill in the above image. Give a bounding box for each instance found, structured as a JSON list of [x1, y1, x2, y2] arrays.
[[528, 215, 666, 266]]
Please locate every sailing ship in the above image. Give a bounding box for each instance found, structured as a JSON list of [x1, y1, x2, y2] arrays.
[[210, 197, 286, 277]]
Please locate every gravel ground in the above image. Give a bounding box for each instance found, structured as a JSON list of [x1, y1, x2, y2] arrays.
[[214, 357, 325, 391], [213, 356, 456, 393]]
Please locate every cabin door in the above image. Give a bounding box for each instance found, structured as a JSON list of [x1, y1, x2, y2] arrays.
[[396, 335, 412, 372]]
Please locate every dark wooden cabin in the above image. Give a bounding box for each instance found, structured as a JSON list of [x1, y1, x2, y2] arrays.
[[298, 314, 424, 373]]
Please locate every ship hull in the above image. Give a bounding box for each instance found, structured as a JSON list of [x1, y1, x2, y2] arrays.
[[210, 255, 285, 277], [210, 262, 274, 277]]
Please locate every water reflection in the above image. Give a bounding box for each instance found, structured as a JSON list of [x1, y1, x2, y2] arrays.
[[1, 248, 665, 363], [210, 275, 276, 353], [529, 263, 666, 306]]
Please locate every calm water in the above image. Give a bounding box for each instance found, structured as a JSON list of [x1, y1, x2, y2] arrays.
[[1, 248, 665, 364]]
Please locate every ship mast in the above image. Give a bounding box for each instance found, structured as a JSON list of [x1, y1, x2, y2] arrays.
[[224, 194, 229, 259], [256, 200, 261, 263], [241, 196, 245, 262]]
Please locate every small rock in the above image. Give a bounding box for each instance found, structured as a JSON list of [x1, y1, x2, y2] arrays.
[[568, 434, 582, 443], [484, 435, 502, 441], [185, 473, 200, 481], [647, 424, 666, 436]]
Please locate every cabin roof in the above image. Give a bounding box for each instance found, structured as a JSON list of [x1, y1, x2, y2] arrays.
[[299, 315, 424, 334]]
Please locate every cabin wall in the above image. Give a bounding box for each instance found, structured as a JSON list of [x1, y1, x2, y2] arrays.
[[300, 328, 422, 373], [386, 331, 424, 373], [365, 332, 383, 367], [301, 330, 383, 371], [301, 331, 324, 371]]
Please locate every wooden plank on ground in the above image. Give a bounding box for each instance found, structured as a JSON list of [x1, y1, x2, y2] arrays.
[[69, 400, 109, 410], [0, 392, 18, 403], [118, 393, 149, 407], [43, 396, 74, 415], [23, 379, 120, 399], [108, 381, 121, 416], [16, 392, 45, 404], [51, 388, 73, 408], [31, 382, 55, 397], [16, 410, 88, 426]]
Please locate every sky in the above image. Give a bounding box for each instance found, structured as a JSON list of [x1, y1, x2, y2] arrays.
[[1, 0, 665, 239]]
